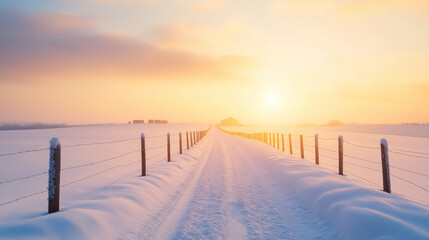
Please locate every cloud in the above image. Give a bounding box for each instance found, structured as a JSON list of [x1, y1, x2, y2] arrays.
[[271, 0, 429, 18], [0, 8, 258, 83]]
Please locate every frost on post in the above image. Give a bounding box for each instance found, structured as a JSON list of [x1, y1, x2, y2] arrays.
[[48, 137, 61, 213]]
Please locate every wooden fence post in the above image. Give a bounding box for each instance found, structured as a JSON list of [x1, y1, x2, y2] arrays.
[[339, 135, 343, 175], [272, 133, 275, 148], [179, 132, 182, 154], [167, 133, 171, 162], [282, 134, 285, 152], [289, 133, 293, 154], [141, 134, 146, 176], [190, 132, 193, 147], [193, 131, 196, 145], [48, 137, 61, 213], [186, 131, 189, 149], [300, 135, 304, 159], [380, 139, 391, 193], [269, 133, 272, 146], [315, 134, 319, 165], [277, 133, 279, 149]]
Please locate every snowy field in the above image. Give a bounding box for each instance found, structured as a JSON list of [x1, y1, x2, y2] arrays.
[[0, 124, 429, 239], [222, 124, 429, 205], [0, 124, 208, 224]]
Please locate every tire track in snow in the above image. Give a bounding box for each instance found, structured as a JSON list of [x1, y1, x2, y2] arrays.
[[172, 134, 231, 239], [173, 130, 295, 239], [222, 133, 295, 240], [229, 134, 339, 240]]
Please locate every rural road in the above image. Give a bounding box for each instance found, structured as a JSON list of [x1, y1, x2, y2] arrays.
[[133, 128, 338, 240]]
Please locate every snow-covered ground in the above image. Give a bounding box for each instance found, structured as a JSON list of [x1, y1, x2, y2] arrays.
[[1, 124, 429, 239], [223, 124, 429, 204]]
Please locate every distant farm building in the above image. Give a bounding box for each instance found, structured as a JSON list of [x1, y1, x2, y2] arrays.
[[220, 117, 243, 126], [148, 119, 168, 124], [133, 120, 145, 123]]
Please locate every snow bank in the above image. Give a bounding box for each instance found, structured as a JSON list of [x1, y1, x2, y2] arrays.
[[0, 124, 210, 239], [235, 134, 429, 239]]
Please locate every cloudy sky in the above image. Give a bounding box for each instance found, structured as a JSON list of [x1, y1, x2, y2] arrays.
[[0, 0, 428, 125]]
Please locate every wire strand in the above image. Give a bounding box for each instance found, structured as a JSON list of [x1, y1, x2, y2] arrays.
[[61, 160, 140, 187], [390, 165, 429, 178], [390, 174, 429, 193], [345, 170, 380, 187], [319, 137, 337, 141], [343, 154, 380, 165], [388, 150, 429, 159], [147, 150, 167, 160], [62, 138, 140, 148], [343, 140, 380, 150], [343, 162, 382, 173], [145, 144, 167, 150], [0, 189, 47, 207], [62, 150, 140, 171], [0, 171, 48, 185], [0, 147, 49, 157]]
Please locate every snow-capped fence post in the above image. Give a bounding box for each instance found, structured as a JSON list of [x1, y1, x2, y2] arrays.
[[48, 137, 61, 214], [300, 135, 304, 159], [282, 134, 285, 152], [167, 133, 171, 162], [141, 134, 146, 176], [179, 132, 182, 154], [380, 139, 391, 193], [277, 133, 280, 149], [339, 135, 343, 175], [289, 134, 293, 154], [315, 134, 319, 165], [186, 131, 190, 149]]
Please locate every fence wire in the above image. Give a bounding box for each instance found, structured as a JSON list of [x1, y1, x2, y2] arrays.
[[62, 138, 139, 148], [345, 170, 380, 187], [388, 150, 429, 159], [0, 128, 210, 209], [0, 171, 48, 185], [343, 140, 380, 150], [0, 189, 48, 207], [62, 150, 140, 171], [343, 154, 380, 165], [390, 174, 429, 193], [390, 165, 429, 178], [61, 160, 140, 188], [0, 147, 49, 157]]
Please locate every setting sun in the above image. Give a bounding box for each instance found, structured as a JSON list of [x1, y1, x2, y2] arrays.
[[265, 93, 278, 107]]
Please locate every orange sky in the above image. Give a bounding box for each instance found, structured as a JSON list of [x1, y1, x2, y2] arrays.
[[0, 0, 428, 125]]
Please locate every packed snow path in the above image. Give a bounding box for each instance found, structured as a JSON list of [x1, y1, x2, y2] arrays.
[[129, 128, 338, 239]]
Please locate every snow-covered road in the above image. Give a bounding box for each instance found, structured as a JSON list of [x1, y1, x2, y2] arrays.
[[131, 128, 338, 239]]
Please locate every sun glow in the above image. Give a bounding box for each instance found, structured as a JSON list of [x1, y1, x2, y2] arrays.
[[265, 93, 278, 107]]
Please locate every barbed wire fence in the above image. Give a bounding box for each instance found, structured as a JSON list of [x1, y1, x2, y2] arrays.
[[0, 126, 212, 212], [218, 126, 429, 200]]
